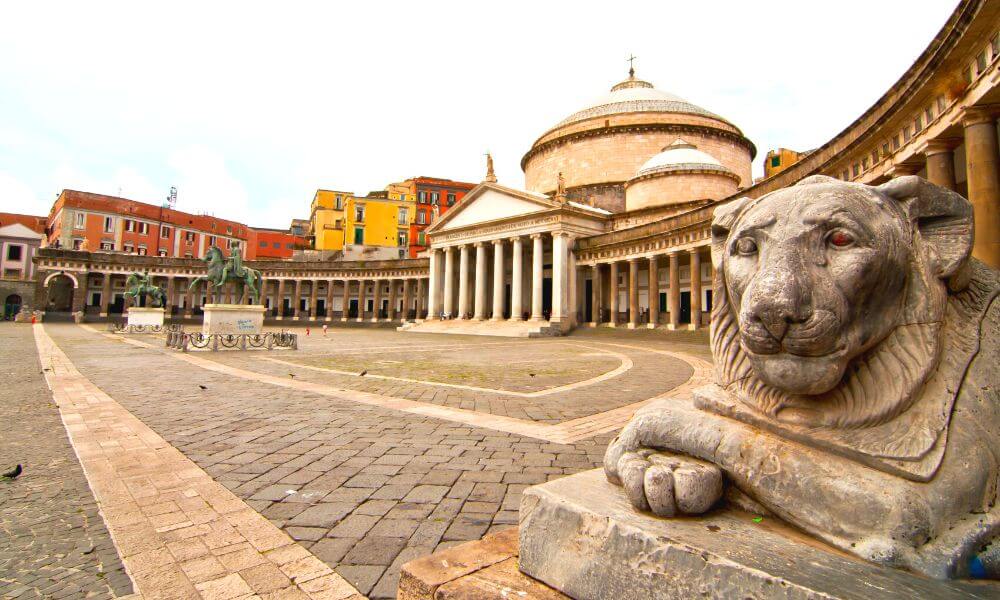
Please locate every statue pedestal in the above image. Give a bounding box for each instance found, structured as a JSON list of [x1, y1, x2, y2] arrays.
[[126, 307, 164, 328], [518, 469, 997, 600], [202, 304, 265, 335]]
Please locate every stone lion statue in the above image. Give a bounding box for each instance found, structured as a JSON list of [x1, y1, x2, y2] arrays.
[[605, 175, 999, 580]]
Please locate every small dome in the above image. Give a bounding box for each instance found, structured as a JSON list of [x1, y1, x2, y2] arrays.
[[552, 75, 727, 130], [636, 139, 733, 178]]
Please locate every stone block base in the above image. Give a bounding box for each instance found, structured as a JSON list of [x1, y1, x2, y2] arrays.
[[518, 469, 998, 600], [126, 307, 164, 328], [202, 304, 265, 335]]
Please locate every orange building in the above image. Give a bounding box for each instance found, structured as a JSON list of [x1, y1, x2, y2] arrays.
[[406, 177, 476, 258], [247, 226, 308, 259], [46, 190, 304, 260]]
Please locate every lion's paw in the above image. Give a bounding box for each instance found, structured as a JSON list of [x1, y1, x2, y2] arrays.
[[615, 450, 723, 517]]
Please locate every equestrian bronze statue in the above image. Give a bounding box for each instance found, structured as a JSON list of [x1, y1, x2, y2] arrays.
[[190, 241, 264, 304]]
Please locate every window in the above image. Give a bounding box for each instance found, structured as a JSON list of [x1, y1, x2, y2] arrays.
[[770, 155, 781, 168], [161, 226, 171, 239], [354, 227, 364, 244], [903, 125, 912, 143], [882, 142, 890, 157], [892, 135, 901, 150], [991, 33, 999, 59], [185, 231, 195, 242], [913, 115, 922, 134], [397, 208, 408, 225], [418, 191, 426, 203], [138, 222, 149, 235], [259, 241, 268, 248], [397, 230, 407, 246], [335, 195, 343, 210], [72, 238, 83, 250], [6, 244, 23, 260], [447, 193, 456, 206], [354, 205, 365, 222], [124, 219, 134, 232], [924, 106, 933, 123], [100, 242, 114, 251], [208, 236, 216, 246], [416, 211, 427, 225], [226, 226, 232, 234], [861, 157, 869, 171], [74, 213, 85, 229], [124, 243, 135, 253], [852, 163, 860, 177], [976, 50, 987, 74], [158, 249, 167, 257], [184, 251, 193, 258], [431, 192, 440, 205], [871, 150, 879, 165], [104, 216, 114, 233], [937, 95, 947, 113], [285, 243, 293, 249], [417, 232, 426, 246], [272, 242, 280, 249]]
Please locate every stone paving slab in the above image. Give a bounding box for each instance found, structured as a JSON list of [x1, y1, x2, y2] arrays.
[[33, 324, 362, 600], [47, 324, 635, 598], [0, 323, 131, 600]]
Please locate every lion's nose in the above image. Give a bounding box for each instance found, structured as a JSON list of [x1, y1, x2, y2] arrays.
[[748, 259, 811, 341], [756, 308, 799, 340]]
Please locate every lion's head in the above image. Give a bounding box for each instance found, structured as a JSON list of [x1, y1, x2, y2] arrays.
[[710, 175, 973, 428]]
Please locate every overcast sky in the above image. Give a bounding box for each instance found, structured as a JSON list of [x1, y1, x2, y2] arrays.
[[0, 1, 957, 227]]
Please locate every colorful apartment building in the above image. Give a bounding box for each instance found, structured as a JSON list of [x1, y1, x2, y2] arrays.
[[310, 188, 411, 258], [46, 190, 305, 260], [406, 177, 475, 257]]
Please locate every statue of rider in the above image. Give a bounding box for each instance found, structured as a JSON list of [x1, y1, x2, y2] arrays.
[[221, 240, 246, 282]]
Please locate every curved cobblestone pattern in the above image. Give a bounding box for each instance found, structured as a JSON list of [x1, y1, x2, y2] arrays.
[[0, 323, 131, 599]]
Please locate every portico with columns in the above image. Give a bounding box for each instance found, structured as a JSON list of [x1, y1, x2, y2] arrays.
[[409, 182, 608, 336]]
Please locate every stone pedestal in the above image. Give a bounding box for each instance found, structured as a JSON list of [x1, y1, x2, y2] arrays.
[[201, 304, 265, 335], [126, 307, 164, 328], [518, 469, 997, 600]]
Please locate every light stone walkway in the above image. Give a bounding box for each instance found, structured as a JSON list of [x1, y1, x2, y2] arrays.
[[33, 324, 363, 600], [86, 326, 711, 445]]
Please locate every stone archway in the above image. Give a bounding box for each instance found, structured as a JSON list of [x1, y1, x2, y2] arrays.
[[46, 274, 75, 312]]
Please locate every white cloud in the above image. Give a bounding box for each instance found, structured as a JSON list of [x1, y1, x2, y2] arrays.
[[0, 172, 48, 215]]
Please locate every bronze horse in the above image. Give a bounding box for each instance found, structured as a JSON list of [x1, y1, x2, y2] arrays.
[[189, 245, 263, 304]]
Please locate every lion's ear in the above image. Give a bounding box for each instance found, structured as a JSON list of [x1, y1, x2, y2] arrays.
[[710, 196, 751, 271], [876, 176, 973, 284]]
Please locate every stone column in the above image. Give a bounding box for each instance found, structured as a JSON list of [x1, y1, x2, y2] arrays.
[[402, 278, 413, 321], [325, 279, 335, 321], [388, 278, 398, 321], [568, 241, 578, 326], [590, 264, 602, 326], [427, 248, 441, 320], [963, 107, 1000, 268], [371, 278, 383, 322], [608, 261, 619, 327], [530, 234, 544, 321], [308, 280, 318, 319], [443, 247, 455, 319], [185, 279, 196, 317], [668, 252, 681, 330], [416, 278, 426, 320], [164, 276, 175, 315], [100, 273, 112, 317], [492, 239, 505, 320], [458, 245, 470, 319], [473, 242, 487, 320], [627, 258, 639, 329], [276, 279, 286, 320], [551, 233, 569, 325], [72, 272, 89, 314], [291, 280, 302, 319], [510, 237, 523, 321], [357, 279, 367, 322], [647, 256, 659, 329], [924, 139, 957, 191], [689, 249, 702, 330], [341, 280, 350, 321]]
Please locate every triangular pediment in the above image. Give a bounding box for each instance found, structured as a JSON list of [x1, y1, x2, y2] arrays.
[[429, 183, 557, 233], [0, 223, 44, 239]]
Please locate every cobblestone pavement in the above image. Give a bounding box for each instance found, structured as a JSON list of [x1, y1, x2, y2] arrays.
[[195, 328, 698, 423], [0, 323, 132, 599], [42, 324, 708, 598]]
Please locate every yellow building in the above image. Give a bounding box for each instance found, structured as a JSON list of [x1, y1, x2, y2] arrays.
[[343, 193, 410, 251], [763, 148, 808, 179], [309, 189, 350, 251]]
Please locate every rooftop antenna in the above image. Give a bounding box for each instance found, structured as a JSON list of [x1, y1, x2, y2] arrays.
[[165, 186, 177, 209], [627, 54, 637, 78]]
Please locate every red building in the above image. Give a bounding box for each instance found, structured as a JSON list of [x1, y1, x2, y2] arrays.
[[247, 226, 308, 259], [46, 190, 305, 260], [0, 212, 47, 234], [408, 177, 476, 258]]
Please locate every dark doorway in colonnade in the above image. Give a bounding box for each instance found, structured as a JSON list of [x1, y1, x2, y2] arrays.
[[680, 291, 691, 324], [282, 298, 291, 317], [46, 274, 75, 312], [504, 283, 512, 319], [543, 278, 552, 318], [4, 294, 22, 320], [111, 295, 125, 315], [317, 299, 326, 317], [348, 299, 358, 318], [584, 280, 593, 322]]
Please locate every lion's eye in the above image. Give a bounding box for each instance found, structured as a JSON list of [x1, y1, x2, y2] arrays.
[[735, 237, 758, 255], [828, 230, 855, 248]]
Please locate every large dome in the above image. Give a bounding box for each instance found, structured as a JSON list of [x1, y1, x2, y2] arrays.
[[551, 77, 731, 132], [636, 139, 734, 178], [521, 71, 755, 214]]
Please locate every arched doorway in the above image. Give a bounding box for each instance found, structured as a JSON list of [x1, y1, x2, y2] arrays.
[[3, 294, 21, 320], [46, 274, 75, 312]]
